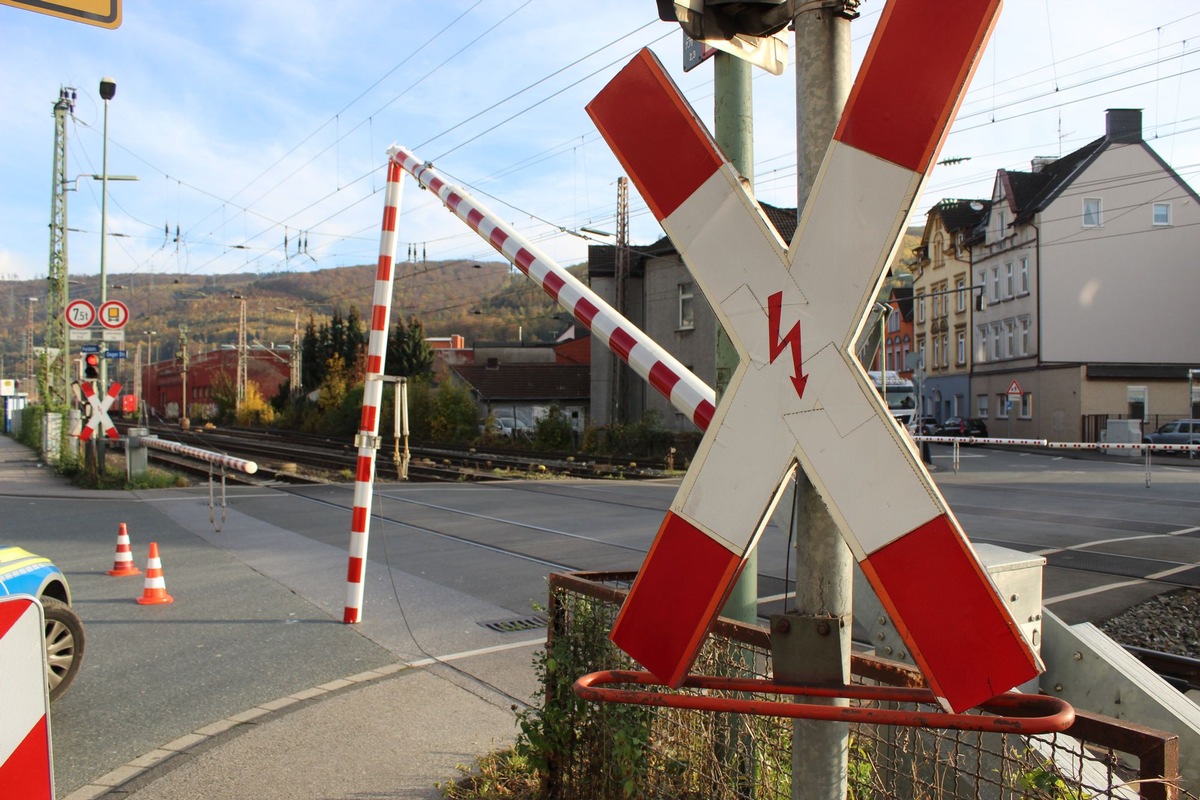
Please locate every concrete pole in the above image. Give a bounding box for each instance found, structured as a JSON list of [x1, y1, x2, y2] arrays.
[[787, 5, 855, 800], [713, 51, 758, 625]]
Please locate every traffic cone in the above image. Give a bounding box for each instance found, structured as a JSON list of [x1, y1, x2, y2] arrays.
[[107, 523, 141, 577], [136, 542, 174, 605]]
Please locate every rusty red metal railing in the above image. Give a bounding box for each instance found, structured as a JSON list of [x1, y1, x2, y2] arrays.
[[545, 570, 1182, 800]]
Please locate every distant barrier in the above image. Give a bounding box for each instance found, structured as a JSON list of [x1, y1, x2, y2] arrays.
[[140, 436, 258, 475], [912, 435, 1197, 485]]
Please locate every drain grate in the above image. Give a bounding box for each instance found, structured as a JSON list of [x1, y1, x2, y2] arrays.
[[479, 615, 547, 633]]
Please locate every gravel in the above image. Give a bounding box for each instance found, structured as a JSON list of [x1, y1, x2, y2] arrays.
[[1097, 588, 1200, 659]]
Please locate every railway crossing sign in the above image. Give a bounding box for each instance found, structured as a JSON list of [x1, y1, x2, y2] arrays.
[[65, 299, 96, 329], [79, 381, 121, 442], [588, 0, 1039, 712], [0, 596, 54, 800]]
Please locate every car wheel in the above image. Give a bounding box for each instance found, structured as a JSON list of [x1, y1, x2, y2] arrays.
[[42, 597, 85, 702]]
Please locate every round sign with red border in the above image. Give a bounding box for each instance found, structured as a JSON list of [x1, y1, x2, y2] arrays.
[[65, 299, 96, 329], [98, 300, 129, 329]]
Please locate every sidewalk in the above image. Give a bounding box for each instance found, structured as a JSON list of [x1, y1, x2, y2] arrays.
[[0, 435, 534, 800], [90, 651, 532, 800]]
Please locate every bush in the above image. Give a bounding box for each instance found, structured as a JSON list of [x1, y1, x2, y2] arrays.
[[532, 405, 576, 451]]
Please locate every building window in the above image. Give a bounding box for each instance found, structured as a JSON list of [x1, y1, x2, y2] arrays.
[[940, 334, 949, 368], [956, 277, 966, 312], [932, 337, 941, 371], [1005, 320, 1015, 358], [1153, 202, 1172, 226], [997, 210, 1006, 239], [918, 339, 926, 367], [977, 394, 989, 418], [977, 325, 988, 362], [991, 267, 1000, 302], [1020, 392, 1033, 419], [996, 393, 1011, 419], [956, 329, 966, 365], [916, 292, 926, 324], [678, 282, 695, 330], [1083, 197, 1102, 227], [933, 233, 945, 269], [1004, 262, 1014, 298], [1020, 317, 1031, 355], [991, 323, 1003, 359], [887, 308, 900, 332], [1018, 257, 1030, 295]]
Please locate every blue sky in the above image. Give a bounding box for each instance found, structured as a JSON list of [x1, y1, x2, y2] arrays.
[[2, 0, 1199, 288]]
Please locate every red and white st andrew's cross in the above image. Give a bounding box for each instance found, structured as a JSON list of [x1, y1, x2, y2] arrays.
[[587, 0, 1040, 713]]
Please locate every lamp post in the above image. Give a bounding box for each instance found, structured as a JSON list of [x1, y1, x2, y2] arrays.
[[98, 77, 115, 391]]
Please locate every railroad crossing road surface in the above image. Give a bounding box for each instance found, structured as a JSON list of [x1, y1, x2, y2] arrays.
[[2, 434, 1197, 798]]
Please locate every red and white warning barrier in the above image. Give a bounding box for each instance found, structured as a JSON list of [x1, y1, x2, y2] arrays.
[[343, 157, 405, 625], [587, 0, 1035, 714], [388, 147, 717, 431], [141, 437, 258, 474], [0, 596, 53, 800]]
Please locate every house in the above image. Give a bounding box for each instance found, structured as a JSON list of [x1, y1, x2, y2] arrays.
[[911, 198, 990, 421], [143, 345, 291, 421], [968, 108, 1200, 441], [448, 362, 590, 433]]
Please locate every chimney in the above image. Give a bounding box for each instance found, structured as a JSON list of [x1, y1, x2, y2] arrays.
[[1030, 157, 1055, 173], [1105, 109, 1142, 144]]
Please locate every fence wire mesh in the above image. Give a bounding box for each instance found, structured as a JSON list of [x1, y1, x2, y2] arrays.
[[541, 572, 1184, 800]]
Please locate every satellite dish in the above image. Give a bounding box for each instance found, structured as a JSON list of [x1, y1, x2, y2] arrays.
[[970, 201, 984, 211]]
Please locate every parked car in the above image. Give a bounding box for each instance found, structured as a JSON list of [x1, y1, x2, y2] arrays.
[[0, 546, 85, 701], [1143, 419, 1200, 448], [482, 415, 532, 439], [937, 417, 989, 439], [908, 416, 940, 436]]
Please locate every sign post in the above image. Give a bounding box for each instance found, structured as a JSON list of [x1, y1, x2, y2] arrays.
[[1006, 379, 1023, 436]]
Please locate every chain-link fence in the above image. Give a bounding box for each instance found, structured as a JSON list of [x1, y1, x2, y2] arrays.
[[538, 571, 1183, 800]]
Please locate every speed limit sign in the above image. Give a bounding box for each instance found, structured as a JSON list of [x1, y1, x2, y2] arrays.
[[65, 299, 96, 329]]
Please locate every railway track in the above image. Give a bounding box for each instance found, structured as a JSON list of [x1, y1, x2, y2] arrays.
[[121, 422, 676, 484]]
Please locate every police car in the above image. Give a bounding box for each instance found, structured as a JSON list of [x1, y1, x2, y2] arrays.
[[0, 546, 85, 701]]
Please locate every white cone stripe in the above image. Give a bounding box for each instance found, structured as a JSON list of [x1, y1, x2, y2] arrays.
[[143, 576, 167, 589], [0, 601, 47, 765]]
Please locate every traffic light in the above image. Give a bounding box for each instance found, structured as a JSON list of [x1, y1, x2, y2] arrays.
[[655, 0, 796, 41], [83, 353, 100, 380]]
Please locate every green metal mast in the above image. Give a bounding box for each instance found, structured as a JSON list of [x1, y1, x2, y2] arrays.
[[44, 86, 76, 408]]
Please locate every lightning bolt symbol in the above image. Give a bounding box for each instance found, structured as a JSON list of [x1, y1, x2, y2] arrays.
[[767, 290, 807, 399]]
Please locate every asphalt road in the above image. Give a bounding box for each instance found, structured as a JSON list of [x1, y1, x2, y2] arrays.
[[7, 442, 1198, 795]]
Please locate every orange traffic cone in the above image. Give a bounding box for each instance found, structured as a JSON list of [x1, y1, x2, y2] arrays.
[[136, 542, 174, 605], [107, 523, 141, 577]]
